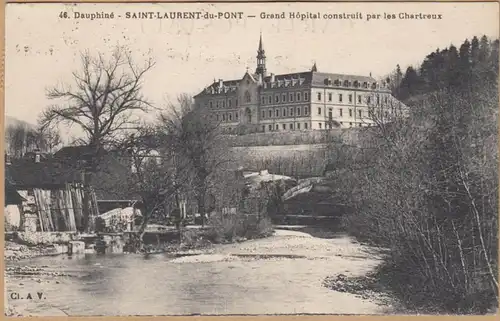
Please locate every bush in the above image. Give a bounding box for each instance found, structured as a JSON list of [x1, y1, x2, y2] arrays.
[[206, 213, 274, 243], [332, 84, 498, 313]]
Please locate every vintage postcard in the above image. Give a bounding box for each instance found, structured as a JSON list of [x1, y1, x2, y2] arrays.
[[3, 0, 499, 317]]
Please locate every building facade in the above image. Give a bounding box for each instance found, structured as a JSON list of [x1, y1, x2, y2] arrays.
[[194, 35, 406, 133]]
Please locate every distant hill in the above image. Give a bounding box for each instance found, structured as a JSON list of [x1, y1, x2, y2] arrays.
[[4, 116, 36, 131]]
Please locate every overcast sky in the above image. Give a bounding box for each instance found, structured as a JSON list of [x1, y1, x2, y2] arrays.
[[5, 2, 499, 135]]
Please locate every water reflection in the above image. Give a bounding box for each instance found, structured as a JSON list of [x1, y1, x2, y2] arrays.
[[7, 246, 384, 315]]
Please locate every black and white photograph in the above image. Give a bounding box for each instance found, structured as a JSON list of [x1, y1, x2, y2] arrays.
[[3, 1, 499, 316]]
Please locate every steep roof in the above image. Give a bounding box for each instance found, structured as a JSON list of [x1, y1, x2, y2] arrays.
[[53, 145, 106, 161], [195, 70, 380, 97], [5, 159, 83, 188]]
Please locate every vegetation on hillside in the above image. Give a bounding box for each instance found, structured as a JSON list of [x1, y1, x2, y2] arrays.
[[328, 35, 498, 313]]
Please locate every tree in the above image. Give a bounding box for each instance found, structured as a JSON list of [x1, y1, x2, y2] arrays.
[[160, 95, 229, 226], [5, 123, 61, 158], [40, 46, 156, 231]]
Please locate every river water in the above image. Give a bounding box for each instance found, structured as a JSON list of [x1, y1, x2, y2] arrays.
[[5, 230, 389, 316]]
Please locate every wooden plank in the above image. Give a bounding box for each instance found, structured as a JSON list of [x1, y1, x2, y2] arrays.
[[65, 185, 77, 231]]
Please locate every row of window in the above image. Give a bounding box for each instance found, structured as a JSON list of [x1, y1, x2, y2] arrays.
[[261, 106, 310, 119], [261, 91, 310, 105], [214, 112, 239, 122], [319, 107, 363, 118], [323, 79, 381, 90], [318, 122, 373, 129], [209, 99, 239, 109], [317, 92, 389, 104], [262, 122, 310, 132], [206, 92, 391, 109]]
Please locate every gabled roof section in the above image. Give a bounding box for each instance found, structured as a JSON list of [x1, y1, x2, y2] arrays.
[[6, 159, 83, 188], [195, 78, 240, 97]]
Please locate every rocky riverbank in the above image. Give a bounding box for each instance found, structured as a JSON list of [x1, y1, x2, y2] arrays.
[[4, 242, 53, 261]]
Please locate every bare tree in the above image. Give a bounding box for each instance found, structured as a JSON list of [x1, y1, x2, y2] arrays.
[[160, 95, 229, 226], [40, 46, 156, 231]]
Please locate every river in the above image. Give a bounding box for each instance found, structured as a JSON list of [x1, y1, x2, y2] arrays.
[[5, 229, 391, 316]]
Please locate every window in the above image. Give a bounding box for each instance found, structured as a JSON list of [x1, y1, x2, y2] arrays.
[[349, 109, 353, 117], [236, 99, 239, 106], [349, 94, 353, 103], [222, 114, 226, 121], [269, 110, 272, 118], [377, 95, 380, 105], [268, 124, 272, 131], [222, 101, 225, 108], [297, 92, 301, 101], [209, 101, 213, 108], [304, 106, 309, 115], [216, 114, 219, 121], [319, 123, 322, 129], [318, 107, 322, 115], [328, 109, 332, 120], [339, 94, 343, 103], [328, 93, 332, 102], [275, 109, 279, 117], [235, 112, 238, 120], [297, 123, 301, 130], [228, 99, 232, 108], [385, 96, 388, 104], [262, 110, 266, 118], [283, 108, 287, 117], [304, 123, 308, 129], [290, 123, 294, 130], [282, 93, 287, 102], [268, 96, 272, 104], [317, 92, 322, 101], [282, 124, 286, 130], [275, 95, 279, 103], [261, 96, 265, 104], [262, 125, 265, 132], [276, 124, 279, 130], [290, 108, 294, 116], [217, 101, 220, 108], [229, 113, 232, 121], [339, 108, 343, 117], [367, 96, 371, 104], [359, 123, 362, 127], [289, 93, 294, 102], [297, 107, 301, 116], [304, 92, 309, 101], [358, 110, 362, 118], [358, 95, 362, 103], [245, 91, 251, 103]]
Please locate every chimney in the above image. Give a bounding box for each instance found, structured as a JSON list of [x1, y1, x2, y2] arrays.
[[270, 73, 275, 82]]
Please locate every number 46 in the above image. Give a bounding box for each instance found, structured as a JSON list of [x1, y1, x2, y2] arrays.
[[59, 12, 68, 19]]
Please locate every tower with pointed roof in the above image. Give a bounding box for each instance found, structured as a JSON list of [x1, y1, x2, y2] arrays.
[[193, 33, 407, 134], [255, 33, 267, 77]]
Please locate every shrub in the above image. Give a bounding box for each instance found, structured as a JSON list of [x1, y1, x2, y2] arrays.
[[206, 212, 274, 243]]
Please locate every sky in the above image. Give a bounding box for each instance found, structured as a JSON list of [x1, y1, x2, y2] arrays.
[[4, 1, 499, 138]]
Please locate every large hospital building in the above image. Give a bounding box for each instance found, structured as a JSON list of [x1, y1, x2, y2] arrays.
[[194, 35, 406, 133]]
